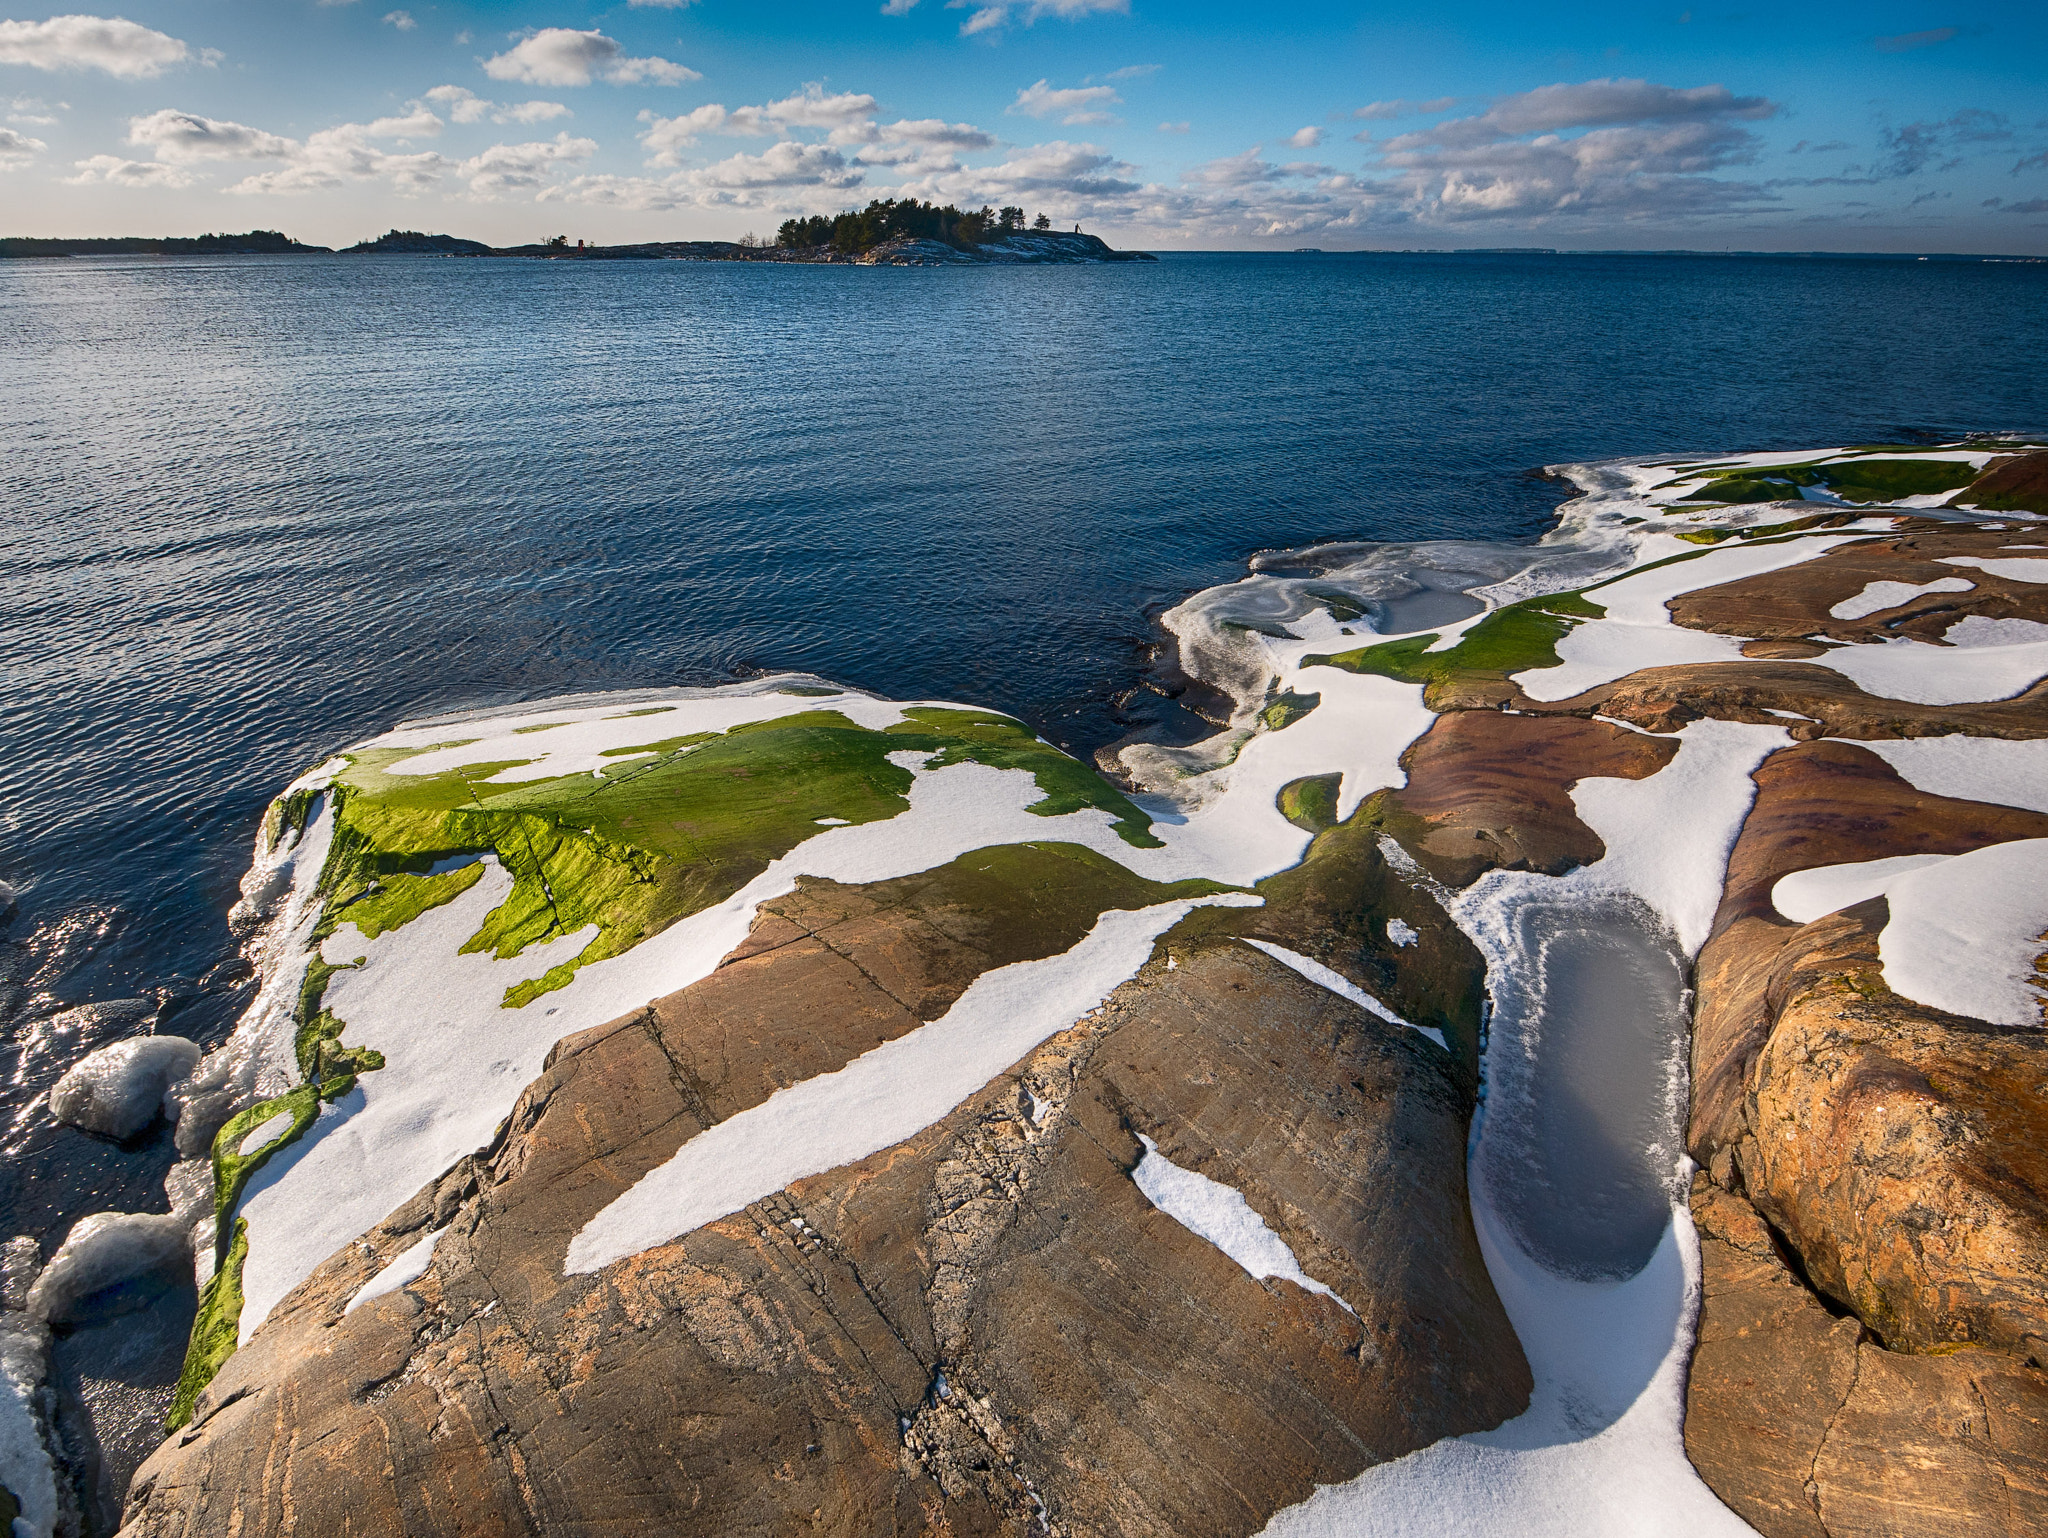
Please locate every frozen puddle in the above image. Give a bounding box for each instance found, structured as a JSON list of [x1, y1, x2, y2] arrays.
[[1479, 903, 1689, 1280], [1260, 720, 1777, 1535], [1258, 899, 1746, 1538]]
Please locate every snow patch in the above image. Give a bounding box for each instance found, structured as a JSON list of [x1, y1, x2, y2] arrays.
[[1244, 939, 1446, 1050], [1513, 538, 1856, 701], [1827, 576, 1974, 620], [1946, 615, 2048, 648], [1259, 1201, 1751, 1538], [1807, 634, 2048, 705], [1771, 855, 1953, 923], [1856, 736, 2048, 814], [1131, 1134, 1354, 1314], [1940, 555, 2048, 583], [1771, 844, 2048, 1026], [1387, 917, 1419, 947], [345, 1227, 443, 1314], [236, 1110, 296, 1159]]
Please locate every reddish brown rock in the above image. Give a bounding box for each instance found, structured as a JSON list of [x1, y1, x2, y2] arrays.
[[1686, 1176, 2048, 1538], [1383, 711, 1676, 887], [1667, 527, 2048, 647], [1689, 739, 2048, 1160], [1953, 450, 2048, 515], [1520, 659, 2048, 742]]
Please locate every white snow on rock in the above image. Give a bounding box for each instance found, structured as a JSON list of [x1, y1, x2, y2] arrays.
[[565, 893, 1258, 1274], [1940, 555, 2048, 583], [232, 751, 1238, 1341], [1883, 844, 2048, 1026], [1856, 735, 2048, 814], [1806, 633, 2048, 705], [1828, 576, 1974, 620], [367, 685, 918, 785], [1256, 716, 1787, 1538], [1771, 842, 2048, 1026], [1565, 718, 1790, 956], [47, 1035, 200, 1140], [1772, 854, 1952, 924], [1131, 1134, 1354, 1314], [1513, 538, 1856, 702], [1244, 939, 1446, 1050], [345, 1228, 442, 1315], [1945, 615, 2048, 648], [1387, 917, 1419, 947]]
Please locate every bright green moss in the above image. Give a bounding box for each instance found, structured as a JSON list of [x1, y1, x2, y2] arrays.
[[1277, 774, 1340, 832], [1304, 589, 1607, 687], [167, 1218, 249, 1430], [1682, 458, 1975, 506], [315, 703, 1163, 1009], [328, 860, 486, 942], [1261, 692, 1321, 732]]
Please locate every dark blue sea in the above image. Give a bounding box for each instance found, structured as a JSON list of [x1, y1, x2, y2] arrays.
[[1, 247, 2044, 1522]]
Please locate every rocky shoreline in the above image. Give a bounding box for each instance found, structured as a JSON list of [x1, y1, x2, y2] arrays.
[[8, 439, 2046, 1536]]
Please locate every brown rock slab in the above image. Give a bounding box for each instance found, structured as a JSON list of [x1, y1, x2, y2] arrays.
[[1953, 451, 2048, 516], [121, 874, 1523, 1537], [1689, 738, 2048, 1161], [1687, 1177, 2048, 1538], [1385, 710, 1676, 887], [1667, 527, 2048, 648]]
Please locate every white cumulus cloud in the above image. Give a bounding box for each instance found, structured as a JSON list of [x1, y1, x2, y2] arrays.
[[483, 28, 697, 88], [425, 84, 571, 125], [0, 122, 44, 163], [1010, 79, 1119, 125], [66, 151, 190, 185], [0, 14, 190, 78], [382, 10, 416, 30], [1353, 96, 1456, 121], [959, 0, 1127, 37], [127, 108, 293, 162], [1287, 125, 1322, 148], [457, 131, 596, 196]]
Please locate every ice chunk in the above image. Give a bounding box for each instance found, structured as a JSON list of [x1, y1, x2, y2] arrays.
[[24, 1212, 191, 1324], [1131, 1134, 1353, 1314], [47, 1036, 201, 1140]]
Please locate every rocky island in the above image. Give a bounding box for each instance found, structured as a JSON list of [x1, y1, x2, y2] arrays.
[[5, 441, 2044, 1537]]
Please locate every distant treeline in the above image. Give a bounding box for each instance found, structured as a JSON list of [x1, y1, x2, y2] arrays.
[[776, 199, 1055, 254], [0, 230, 328, 257]]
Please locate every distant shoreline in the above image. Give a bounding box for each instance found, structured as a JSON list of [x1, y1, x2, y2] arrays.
[[0, 228, 1158, 266], [0, 232, 2038, 264]]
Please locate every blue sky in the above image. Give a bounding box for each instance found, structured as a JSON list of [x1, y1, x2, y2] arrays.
[[2, 0, 2044, 249]]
